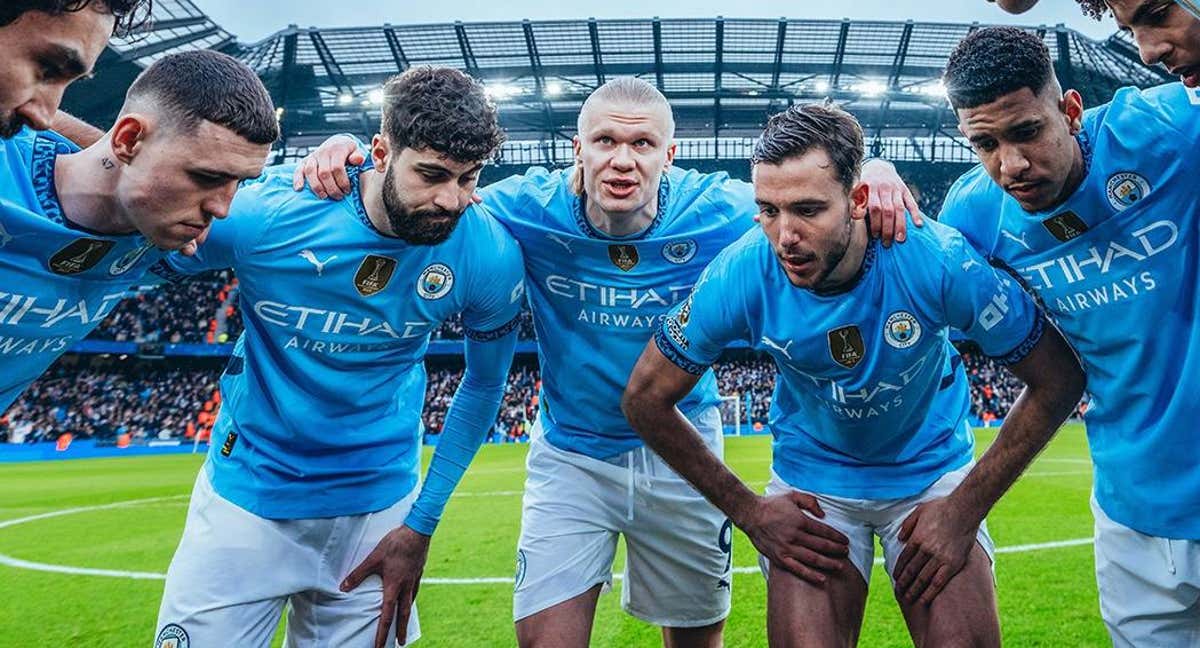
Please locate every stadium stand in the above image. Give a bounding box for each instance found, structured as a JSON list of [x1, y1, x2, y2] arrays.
[[2, 8, 1147, 449]]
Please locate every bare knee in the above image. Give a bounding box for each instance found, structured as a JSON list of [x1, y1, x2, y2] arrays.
[[515, 586, 602, 648], [663, 620, 724, 648]]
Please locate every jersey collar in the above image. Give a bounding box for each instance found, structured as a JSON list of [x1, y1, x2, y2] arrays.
[[573, 172, 671, 240], [30, 134, 75, 226]]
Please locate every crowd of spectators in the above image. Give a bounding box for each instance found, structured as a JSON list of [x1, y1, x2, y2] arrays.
[[0, 357, 222, 445], [88, 271, 236, 345], [4, 347, 1046, 446]]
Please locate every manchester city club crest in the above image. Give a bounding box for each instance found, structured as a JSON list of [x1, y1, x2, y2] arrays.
[[353, 254, 398, 297], [883, 311, 922, 349], [109, 241, 155, 276], [154, 623, 189, 648], [48, 237, 115, 275], [608, 244, 639, 272], [514, 549, 528, 590], [417, 263, 455, 300], [827, 324, 865, 369], [661, 239, 698, 264], [1041, 211, 1089, 243], [1105, 172, 1150, 212]]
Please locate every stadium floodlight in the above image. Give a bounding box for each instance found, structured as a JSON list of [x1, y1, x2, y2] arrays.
[[852, 79, 888, 97], [337, 93, 354, 106], [919, 81, 948, 99], [545, 81, 563, 97], [812, 79, 830, 94], [485, 82, 526, 100], [367, 88, 385, 105]]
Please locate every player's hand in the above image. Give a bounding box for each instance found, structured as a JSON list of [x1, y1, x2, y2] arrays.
[[292, 135, 364, 200], [177, 223, 211, 256], [340, 525, 430, 648], [859, 158, 924, 246], [741, 492, 850, 585], [893, 496, 978, 605]]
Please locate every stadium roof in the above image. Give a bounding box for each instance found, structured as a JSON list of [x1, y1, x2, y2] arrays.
[[71, 10, 1172, 159], [109, 0, 238, 66]]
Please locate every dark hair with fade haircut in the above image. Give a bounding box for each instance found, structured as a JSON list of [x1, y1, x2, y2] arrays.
[[751, 101, 864, 192], [0, 0, 152, 36], [124, 49, 278, 145], [380, 66, 505, 163], [944, 26, 1056, 110]]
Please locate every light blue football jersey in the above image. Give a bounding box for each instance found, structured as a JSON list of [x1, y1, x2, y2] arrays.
[[157, 163, 525, 519], [481, 166, 757, 458], [657, 219, 1043, 499], [0, 129, 163, 411], [940, 83, 1200, 538]]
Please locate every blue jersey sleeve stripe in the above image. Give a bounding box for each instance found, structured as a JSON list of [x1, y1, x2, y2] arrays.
[[991, 314, 1046, 366], [463, 312, 522, 342], [653, 327, 708, 376]]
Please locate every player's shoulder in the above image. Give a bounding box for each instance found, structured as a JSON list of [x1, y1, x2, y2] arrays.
[[482, 166, 569, 212], [704, 225, 771, 277], [900, 214, 973, 261], [936, 165, 1005, 248], [1086, 82, 1200, 146], [940, 164, 1001, 217], [457, 202, 518, 244], [665, 167, 755, 216]]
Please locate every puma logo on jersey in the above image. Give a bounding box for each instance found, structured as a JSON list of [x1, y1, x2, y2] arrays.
[[546, 233, 575, 254], [961, 258, 980, 271], [761, 335, 794, 360], [0, 221, 35, 250], [1000, 229, 1032, 251], [299, 249, 338, 276]]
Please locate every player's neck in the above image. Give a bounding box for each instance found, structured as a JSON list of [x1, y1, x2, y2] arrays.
[[1044, 137, 1088, 212], [53, 142, 136, 235], [358, 169, 400, 238], [584, 195, 656, 237], [812, 220, 870, 295]]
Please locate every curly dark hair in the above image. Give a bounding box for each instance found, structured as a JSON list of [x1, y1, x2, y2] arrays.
[[944, 26, 1056, 110], [380, 66, 505, 163], [1073, 0, 1109, 19], [752, 101, 863, 192], [0, 0, 152, 36]]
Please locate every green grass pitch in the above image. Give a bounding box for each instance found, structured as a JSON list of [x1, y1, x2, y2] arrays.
[[0, 424, 1107, 646]]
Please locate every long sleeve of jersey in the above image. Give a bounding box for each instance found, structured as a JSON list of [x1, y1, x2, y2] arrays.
[[403, 328, 519, 535]]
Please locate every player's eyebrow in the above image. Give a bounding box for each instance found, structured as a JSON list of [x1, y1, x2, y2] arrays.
[[1122, 0, 1174, 27], [39, 44, 90, 80]]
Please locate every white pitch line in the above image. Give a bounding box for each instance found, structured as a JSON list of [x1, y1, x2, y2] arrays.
[[0, 496, 1098, 585]]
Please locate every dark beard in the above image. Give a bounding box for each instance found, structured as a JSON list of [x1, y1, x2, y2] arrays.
[[0, 113, 26, 139], [810, 213, 855, 294], [381, 167, 463, 245]]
